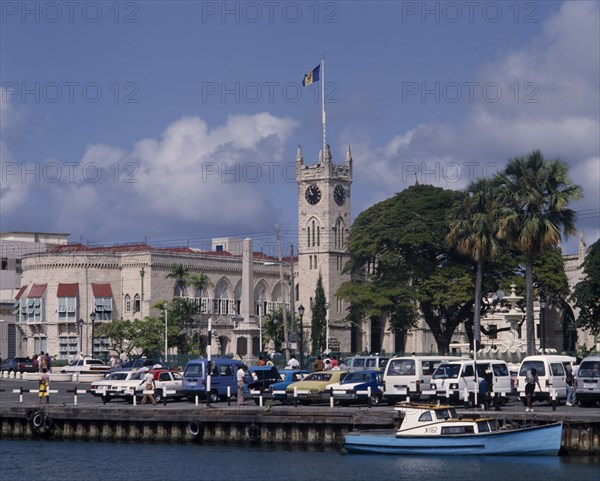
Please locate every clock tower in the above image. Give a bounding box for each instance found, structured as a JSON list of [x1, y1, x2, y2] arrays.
[[296, 143, 352, 351]]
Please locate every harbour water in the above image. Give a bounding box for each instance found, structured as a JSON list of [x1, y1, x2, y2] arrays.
[[1, 439, 598, 481]]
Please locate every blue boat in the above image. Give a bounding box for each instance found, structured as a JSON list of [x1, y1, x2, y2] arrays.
[[344, 403, 563, 456]]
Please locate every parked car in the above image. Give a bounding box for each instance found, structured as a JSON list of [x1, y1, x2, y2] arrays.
[[248, 365, 282, 398], [575, 355, 600, 407], [516, 355, 575, 404], [61, 358, 110, 374], [132, 369, 185, 403], [383, 355, 462, 403], [109, 358, 164, 373], [90, 371, 139, 402], [326, 370, 383, 406], [346, 355, 390, 372], [429, 359, 512, 404], [262, 369, 311, 404], [101, 370, 148, 401], [182, 358, 245, 403], [286, 370, 348, 404], [0, 357, 37, 373]]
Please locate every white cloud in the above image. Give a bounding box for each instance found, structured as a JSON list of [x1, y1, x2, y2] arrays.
[[1, 112, 298, 242], [350, 1, 600, 252]]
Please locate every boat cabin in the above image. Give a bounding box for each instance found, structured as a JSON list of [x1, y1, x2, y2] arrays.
[[394, 403, 500, 436]]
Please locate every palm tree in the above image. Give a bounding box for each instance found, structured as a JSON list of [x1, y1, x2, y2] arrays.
[[494, 150, 582, 355], [166, 264, 190, 297], [447, 178, 501, 348], [189, 272, 213, 296]]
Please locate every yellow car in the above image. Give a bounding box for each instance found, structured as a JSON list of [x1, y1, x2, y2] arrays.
[[286, 370, 348, 404]]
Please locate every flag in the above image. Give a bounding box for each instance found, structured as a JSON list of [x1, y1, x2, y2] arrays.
[[302, 64, 320, 86]]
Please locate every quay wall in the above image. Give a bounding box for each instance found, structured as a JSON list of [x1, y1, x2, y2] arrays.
[[1, 405, 598, 455]]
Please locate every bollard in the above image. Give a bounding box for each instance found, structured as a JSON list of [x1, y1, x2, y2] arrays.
[[367, 386, 372, 408], [294, 387, 298, 407], [195, 394, 199, 407], [551, 388, 557, 411], [132, 388, 137, 406], [12, 387, 24, 404], [227, 386, 231, 407], [329, 388, 334, 408]]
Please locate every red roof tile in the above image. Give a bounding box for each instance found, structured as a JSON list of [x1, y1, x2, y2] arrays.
[[91, 283, 113, 297], [57, 283, 79, 297], [28, 283, 47, 298], [15, 285, 28, 300]]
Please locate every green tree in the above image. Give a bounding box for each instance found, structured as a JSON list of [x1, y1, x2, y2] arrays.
[[494, 151, 582, 355], [571, 239, 600, 335], [339, 185, 472, 354], [166, 263, 190, 296], [311, 274, 327, 354], [189, 272, 213, 295], [447, 178, 502, 347], [94, 319, 137, 357], [262, 308, 289, 353]]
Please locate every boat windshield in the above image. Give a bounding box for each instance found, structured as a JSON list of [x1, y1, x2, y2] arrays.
[[432, 364, 461, 379], [435, 408, 457, 420]]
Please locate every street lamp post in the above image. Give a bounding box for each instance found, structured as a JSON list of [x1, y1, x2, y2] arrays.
[[298, 304, 305, 369], [539, 292, 547, 354], [440, 317, 447, 356], [90, 312, 96, 358], [78, 318, 84, 357], [164, 304, 168, 363], [258, 305, 263, 353]]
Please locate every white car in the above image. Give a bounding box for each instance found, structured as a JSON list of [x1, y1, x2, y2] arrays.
[[61, 358, 110, 374], [132, 370, 185, 403], [90, 371, 140, 402]]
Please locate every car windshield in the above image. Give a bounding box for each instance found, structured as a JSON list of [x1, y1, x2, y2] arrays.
[[519, 361, 545, 376], [344, 372, 370, 382], [184, 364, 203, 377], [88, 360, 104, 365], [578, 361, 600, 377], [304, 373, 332, 382], [387, 359, 416, 376], [432, 364, 461, 379], [107, 372, 129, 380], [131, 372, 145, 380]]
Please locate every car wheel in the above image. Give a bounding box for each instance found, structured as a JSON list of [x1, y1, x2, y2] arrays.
[[254, 399, 261, 406], [101, 395, 111, 403], [209, 390, 219, 404], [154, 390, 163, 403], [369, 394, 380, 406]]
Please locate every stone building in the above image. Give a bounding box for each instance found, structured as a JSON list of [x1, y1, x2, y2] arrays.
[[17, 238, 292, 360]]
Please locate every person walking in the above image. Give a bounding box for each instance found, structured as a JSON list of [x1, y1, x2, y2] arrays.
[[565, 365, 575, 406], [140, 371, 157, 405], [237, 365, 249, 405], [525, 368, 541, 412], [286, 355, 299, 369]]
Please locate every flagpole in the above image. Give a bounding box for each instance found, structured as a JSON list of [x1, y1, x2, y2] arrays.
[[321, 58, 326, 158]]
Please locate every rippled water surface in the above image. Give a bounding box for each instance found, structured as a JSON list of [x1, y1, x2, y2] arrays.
[[1, 439, 598, 481]]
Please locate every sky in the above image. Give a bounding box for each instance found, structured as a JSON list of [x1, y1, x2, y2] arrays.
[[1, 0, 599, 257]]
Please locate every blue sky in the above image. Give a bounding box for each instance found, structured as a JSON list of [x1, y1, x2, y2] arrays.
[[1, 1, 598, 256]]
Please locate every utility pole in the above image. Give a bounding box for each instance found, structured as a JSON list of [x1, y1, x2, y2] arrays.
[[276, 225, 290, 363]]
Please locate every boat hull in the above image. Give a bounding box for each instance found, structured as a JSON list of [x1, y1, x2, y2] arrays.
[[344, 422, 563, 456]]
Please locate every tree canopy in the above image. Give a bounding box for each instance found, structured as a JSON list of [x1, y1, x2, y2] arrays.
[[571, 239, 600, 334]]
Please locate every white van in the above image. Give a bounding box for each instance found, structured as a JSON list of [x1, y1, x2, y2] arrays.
[[429, 359, 512, 403], [346, 355, 390, 372], [516, 355, 575, 404], [574, 355, 600, 407], [383, 356, 460, 403]]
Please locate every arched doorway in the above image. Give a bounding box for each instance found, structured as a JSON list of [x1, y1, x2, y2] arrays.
[[562, 306, 577, 354]]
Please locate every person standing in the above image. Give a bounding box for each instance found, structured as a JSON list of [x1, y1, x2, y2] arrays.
[[140, 371, 157, 405], [314, 356, 324, 372], [237, 365, 249, 405], [525, 368, 541, 412], [109, 355, 117, 369], [330, 356, 339, 369], [39, 351, 47, 372], [286, 355, 299, 369], [39, 368, 50, 404], [257, 355, 266, 366], [565, 365, 575, 406], [266, 356, 274, 367]]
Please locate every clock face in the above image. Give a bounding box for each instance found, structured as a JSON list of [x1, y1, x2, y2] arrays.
[[334, 185, 346, 206], [305, 184, 322, 205]]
